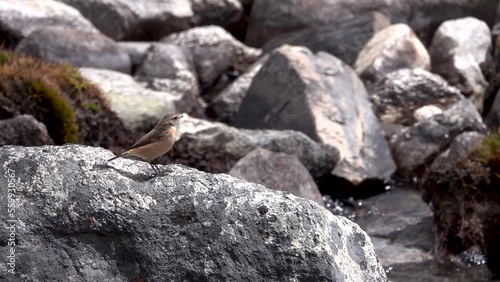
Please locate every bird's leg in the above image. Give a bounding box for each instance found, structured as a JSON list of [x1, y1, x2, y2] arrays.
[[150, 162, 159, 175]]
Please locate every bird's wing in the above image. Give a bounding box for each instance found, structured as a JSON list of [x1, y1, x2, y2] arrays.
[[127, 128, 165, 150]]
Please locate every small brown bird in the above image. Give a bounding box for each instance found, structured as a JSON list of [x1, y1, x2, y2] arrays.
[[108, 113, 183, 174]]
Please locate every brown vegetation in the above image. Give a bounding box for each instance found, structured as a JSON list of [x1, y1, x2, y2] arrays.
[[0, 49, 137, 152]]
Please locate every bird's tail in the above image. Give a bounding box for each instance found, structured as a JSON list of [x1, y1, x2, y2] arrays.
[[107, 155, 121, 162]]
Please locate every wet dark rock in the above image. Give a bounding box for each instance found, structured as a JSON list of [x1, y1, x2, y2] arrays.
[[0, 144, 386, 281], [232, 45, 396, 186], [229, 148, 324, 204]]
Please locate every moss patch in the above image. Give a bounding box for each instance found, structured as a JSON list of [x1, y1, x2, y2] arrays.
[[0, 49, 137, 150], [421, 131, 500, 275]]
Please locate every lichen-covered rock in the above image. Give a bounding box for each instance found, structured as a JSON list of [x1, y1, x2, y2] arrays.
[[78, 67, 177, 132], [0, 145, 387, 282], [369, 68, 465, 126]]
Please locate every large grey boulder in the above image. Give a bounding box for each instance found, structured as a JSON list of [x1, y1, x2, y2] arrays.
[[167, 115, 340, 182], [0, 0, 99, 47], [229, 148, 324, 204], [58, 0, 193, 40], [262, 12, 390, 66], [135, 44, 201, 115], [245, 0, 498, 47], [78, 68, 177, 132], [15, 26, 131, 73], [232, 45, 396, 186], [355, 24, 430, 85], [369, 68, 465, 126], [0, 115, 54, 146], [0, 145, 387, 281], [388, 99, 487, 176], [429, 17, 492, 112]]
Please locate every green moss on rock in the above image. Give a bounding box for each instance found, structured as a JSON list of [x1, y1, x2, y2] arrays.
[[25, 80, 79, 143], [0, 49, 137, 150]]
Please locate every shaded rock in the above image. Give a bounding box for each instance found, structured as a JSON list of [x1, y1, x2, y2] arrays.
[[161, 25, 262, 73], [262, 12, 390, 66], [429, 17, 492, 112], [117, 42, 153, 71], [190, 0, 243, 27], [78, 68, 176, 132], [485, 89, 500, 128], [355, 24, 430, 85], [229, 148, 324, 204], [0, 0, 99, 48], [191, 46, 234, 97], [15, 26, 131, 74], [232, 45, 396, 186], [388, 99, 487, 177], [0, 144, 387, 281], [369, 68, 465, 126], [208, 55, 268, 123], [245, 0, 498, 48], [135, 44, 201, 115], [166, 115, 340, 182], [429, 131, 485, 170], [0, 115, 54, 146], [59, 0, 193, 40]]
